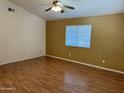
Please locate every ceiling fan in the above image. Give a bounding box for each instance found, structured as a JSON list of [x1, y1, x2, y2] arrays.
[[44, 0, 75, 13]]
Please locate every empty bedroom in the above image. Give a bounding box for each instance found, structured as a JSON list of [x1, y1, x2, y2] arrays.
[[0, 0, 124, 93]]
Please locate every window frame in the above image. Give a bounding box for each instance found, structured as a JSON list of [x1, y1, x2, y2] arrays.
[[65, 24, 92, 48]]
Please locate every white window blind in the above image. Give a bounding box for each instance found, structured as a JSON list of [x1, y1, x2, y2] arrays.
[[66, 25, 92, 48]]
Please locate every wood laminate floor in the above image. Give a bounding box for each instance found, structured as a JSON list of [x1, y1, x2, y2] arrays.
[[0, 56, 124, 93]]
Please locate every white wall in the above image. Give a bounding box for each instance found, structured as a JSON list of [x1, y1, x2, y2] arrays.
[[0, 0, 46, 65]]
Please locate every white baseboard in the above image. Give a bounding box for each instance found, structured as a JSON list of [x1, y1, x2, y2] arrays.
[[47, 55, 124, 75], [0, 54, 46, 66]]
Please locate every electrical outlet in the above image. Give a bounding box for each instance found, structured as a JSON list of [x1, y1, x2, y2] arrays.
[[69, 53, 71, 57], [102, 59, 106, 63]]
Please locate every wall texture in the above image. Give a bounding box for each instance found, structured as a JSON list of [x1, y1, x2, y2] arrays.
[[46, 13, 124, 71], [0, 0, 46, 65]]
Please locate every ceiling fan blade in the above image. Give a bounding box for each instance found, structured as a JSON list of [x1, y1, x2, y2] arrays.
[[45, 7, 52, 11], [61, 9, 64, 13], [64, 5, 75, 10]]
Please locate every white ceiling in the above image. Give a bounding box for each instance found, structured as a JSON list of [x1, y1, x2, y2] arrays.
[[9, 0, 124, 20]]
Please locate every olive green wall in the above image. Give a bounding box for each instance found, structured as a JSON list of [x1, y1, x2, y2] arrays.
[[46, 13, 124, 71]]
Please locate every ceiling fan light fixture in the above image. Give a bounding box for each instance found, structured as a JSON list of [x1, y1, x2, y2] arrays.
[[52, 6, 62, 12], [44, 0, 75, 13]]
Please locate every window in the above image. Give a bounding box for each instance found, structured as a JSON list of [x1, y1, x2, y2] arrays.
[[65, 24, 92, 48]]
